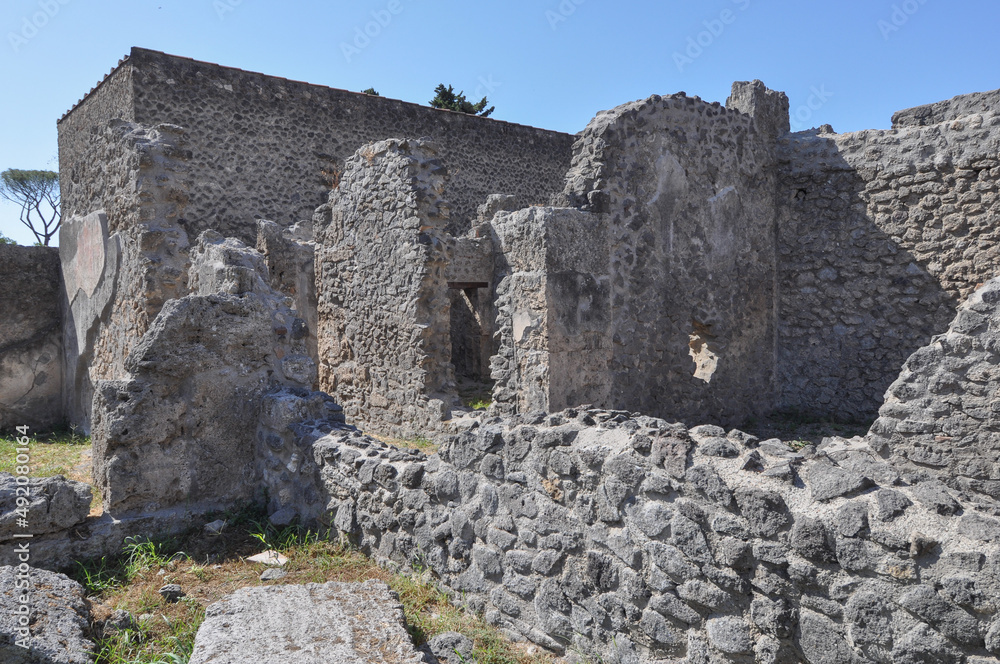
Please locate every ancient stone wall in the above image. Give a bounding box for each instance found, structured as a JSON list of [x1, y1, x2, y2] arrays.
[[59, 47, 575, 244], [544, 87, 782, 427], [869, 276, 1000, 504], [314, 139, 457, 438], [776, 107, 1000, 421], [256, 219, 319, 380], [892, 88, 1000, 128], [490, 206, 612, 415], [91, 231, 315, 515], [0, 246, 63, 432], [447, 219, 498, 383], [261, 403, 1000, 664], [56, 60, 135, 210], [59, 121, 192, 430]]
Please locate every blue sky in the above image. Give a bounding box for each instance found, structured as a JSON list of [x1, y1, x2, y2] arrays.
[[1, 0, 997, 244]]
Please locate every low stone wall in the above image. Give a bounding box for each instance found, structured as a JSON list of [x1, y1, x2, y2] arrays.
[[0, 245, 63, 432], [262, 407, 1000, 664]]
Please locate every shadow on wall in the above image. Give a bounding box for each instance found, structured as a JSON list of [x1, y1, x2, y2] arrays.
[[776, 130, 956, 424]]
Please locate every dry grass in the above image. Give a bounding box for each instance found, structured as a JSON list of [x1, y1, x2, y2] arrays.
[[373, 433, 440, 455], [0, 429, 90, 478]]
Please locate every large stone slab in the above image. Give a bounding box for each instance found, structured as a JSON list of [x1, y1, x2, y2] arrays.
[[0, 474, 92, 541], [0, 566, 94, 663], [189, 580, 429, 664]]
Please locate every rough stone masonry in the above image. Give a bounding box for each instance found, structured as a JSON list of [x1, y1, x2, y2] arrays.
[[34, 49, 1000, 437], [2, 49, 1000, 664], [255, 399, 1000, 664]]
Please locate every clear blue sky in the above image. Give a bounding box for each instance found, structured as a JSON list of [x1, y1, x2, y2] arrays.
[[2, 0, 997, 245]]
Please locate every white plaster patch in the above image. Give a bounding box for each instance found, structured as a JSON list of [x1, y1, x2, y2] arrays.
[[512, 310, 538, 343]]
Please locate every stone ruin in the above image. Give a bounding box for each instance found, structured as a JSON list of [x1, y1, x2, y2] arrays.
[[2, 46, 1000, 663]]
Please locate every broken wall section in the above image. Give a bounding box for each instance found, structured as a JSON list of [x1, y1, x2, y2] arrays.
[[490, 206, 612, 414], [892, 88, 1000, 128], [59, 121, 192, 430], [314, 139, 457, 438], [546, 84, 784, 427], [776, 104, 1000, 421], [91, 232, 316, 515], [869, 276, 1000, 504], [0, 246, 63, 432], [257, 219, 319, 381]]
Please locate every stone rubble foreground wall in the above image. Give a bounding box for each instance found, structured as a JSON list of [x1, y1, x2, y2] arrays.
[[775, 103, 1000, 421], [265, 405, 1000, 664], [91, 231, 316, 515], [314, 139, 457, 438], [0, 246, 63, 432], [59, 121, 192, 430], [869, 276, 1000, 504], [59, 47, 576, 243]]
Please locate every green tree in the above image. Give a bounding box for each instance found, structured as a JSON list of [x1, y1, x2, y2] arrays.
[[0, 232, 14, 245], [0, 169, 60, 246], [429, 84, 494, 117], [361, 87, 380, 96]]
